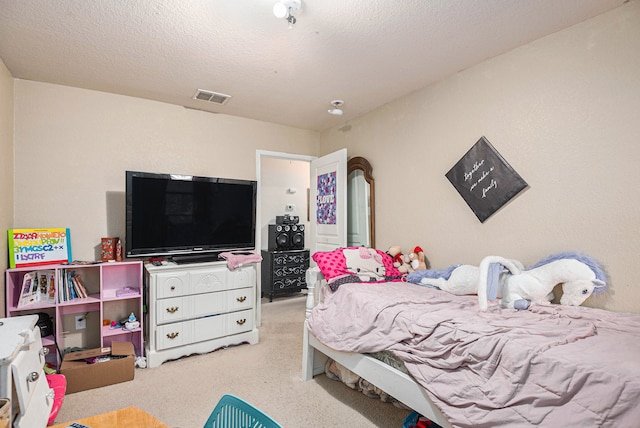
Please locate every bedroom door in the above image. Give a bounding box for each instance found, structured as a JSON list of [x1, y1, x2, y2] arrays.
[[309, 149, 347, 255]]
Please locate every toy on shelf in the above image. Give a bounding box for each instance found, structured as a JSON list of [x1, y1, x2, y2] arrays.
[[124, 313, 140, 331]]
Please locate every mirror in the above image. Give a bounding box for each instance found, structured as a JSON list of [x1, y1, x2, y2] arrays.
[[347, 156, 375, 248]]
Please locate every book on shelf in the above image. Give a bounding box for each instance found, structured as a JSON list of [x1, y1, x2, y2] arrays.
[[39, 270, 56, 303], [57, 270, 90, 303], [17, 270, 56, 308], [71, 274, 88, 298], [17, 272, 37, 308]]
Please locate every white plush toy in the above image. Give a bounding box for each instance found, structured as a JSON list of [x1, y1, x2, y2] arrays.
[[477, 252, 608, 311], [406, 258, 524, 296], [407, 252, 608, 311]]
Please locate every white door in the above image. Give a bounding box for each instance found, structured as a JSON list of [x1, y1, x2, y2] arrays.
[[309, 149, 347, 255]]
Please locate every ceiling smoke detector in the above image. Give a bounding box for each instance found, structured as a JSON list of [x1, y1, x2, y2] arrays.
[[328, 100, 344, 115]]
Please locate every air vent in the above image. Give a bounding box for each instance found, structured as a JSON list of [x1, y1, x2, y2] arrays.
[[193, 89, 231, 105]]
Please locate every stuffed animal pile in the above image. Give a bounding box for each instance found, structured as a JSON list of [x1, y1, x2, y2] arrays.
[[387, 245, 429, 273]]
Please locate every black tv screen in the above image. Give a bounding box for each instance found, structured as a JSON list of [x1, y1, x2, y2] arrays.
[[125, 171, 256, 259]]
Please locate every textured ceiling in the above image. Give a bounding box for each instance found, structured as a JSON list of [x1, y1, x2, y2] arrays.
[[0, 0, 627, 131]]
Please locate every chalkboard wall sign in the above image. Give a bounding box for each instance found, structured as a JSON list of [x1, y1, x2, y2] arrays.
[[446, 137, 528, 223]]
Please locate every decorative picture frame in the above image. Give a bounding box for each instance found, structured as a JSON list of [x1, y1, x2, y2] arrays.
[[316, 171, 337, 225], [445, 137, 528, 222]]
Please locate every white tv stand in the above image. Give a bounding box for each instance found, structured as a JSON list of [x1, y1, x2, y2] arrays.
[[144, 260, 259, 368]]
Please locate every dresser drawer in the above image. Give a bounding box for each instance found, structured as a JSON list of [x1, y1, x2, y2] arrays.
[[156, 296, 189, 324], [193, 309, 254, 343], [192, 314, 227, 344], [228, 266, 256, 289], [156, 321, 194, 350], [228, 287, 254, 312], [273, 276, 306, 291], [226, 309, 255, 336], [191, 268, 228, 294], [273, 264, 307, 277], [155, 266, 255, 299], [271, 251, 309, 266], [156, 287, 255, 325], [155, 271, 189, 299], [192, 290, 233, 318]]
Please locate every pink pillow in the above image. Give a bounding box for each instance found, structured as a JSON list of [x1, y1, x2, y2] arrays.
[[312, 247, 401, 281], [312, 248, 348, 280]]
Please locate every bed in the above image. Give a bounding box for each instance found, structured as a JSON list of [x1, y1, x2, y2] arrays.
[[301, 256, 640, 428]]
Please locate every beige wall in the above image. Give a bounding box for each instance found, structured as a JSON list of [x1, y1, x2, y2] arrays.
[[0, 58, 14, 317], [320, 2, 640, 313], [13, 81, 319, 261]]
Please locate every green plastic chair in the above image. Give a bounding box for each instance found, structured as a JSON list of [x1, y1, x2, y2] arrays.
[[204, 394, 283, 428]]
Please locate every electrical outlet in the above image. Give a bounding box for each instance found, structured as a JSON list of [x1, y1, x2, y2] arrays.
[[75, 315, 86, 330], [286, 204, 295, 212]]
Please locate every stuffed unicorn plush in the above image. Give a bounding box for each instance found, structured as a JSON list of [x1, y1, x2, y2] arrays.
[[407, 252, 608, 311], [478, 252, 608, 311], [406, 258, 525, 296]]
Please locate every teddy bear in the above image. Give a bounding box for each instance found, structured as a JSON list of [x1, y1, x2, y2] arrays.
[[387, 246, 412, 273], [406, 246, 428, 271]]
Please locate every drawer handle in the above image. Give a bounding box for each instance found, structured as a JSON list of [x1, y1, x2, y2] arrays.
[[236, 319, 246, 326], [27, 372, 39, 382], [166, 306, 179, 313], [166, 332, 179, 339], [170, 286, 176, 291], [236, 296, 247, 303], [40, 347, 49, 356]]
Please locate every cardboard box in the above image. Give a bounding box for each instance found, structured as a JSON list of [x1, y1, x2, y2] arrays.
[[60, 342, 135, 393]]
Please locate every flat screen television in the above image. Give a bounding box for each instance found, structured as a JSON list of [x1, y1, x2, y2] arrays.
[[125, 171, 257, 262]]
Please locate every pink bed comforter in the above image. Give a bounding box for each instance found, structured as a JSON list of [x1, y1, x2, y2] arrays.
[[307, 282, 640, 428]]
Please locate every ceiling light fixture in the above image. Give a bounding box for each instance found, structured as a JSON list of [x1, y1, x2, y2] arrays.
[[273, 0, 301, 28], [328, 100, 344, 116]]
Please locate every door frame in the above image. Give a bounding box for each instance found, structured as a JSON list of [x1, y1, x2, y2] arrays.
[[255, 150, 316, 254], [255, 150, 316, 322]]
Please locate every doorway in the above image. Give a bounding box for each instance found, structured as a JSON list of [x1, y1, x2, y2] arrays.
[[256, 150, 315, 254], [255, 151, 314, 319]]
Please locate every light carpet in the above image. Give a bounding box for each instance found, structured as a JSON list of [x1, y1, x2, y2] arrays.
[[54, 294, 410, 427]]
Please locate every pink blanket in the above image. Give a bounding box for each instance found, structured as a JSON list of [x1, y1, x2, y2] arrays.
[[218, 251, 263, 270], [307, 282, 640, 427]]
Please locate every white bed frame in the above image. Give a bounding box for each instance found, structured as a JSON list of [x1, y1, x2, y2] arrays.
[[301, 267, 452, 428]]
